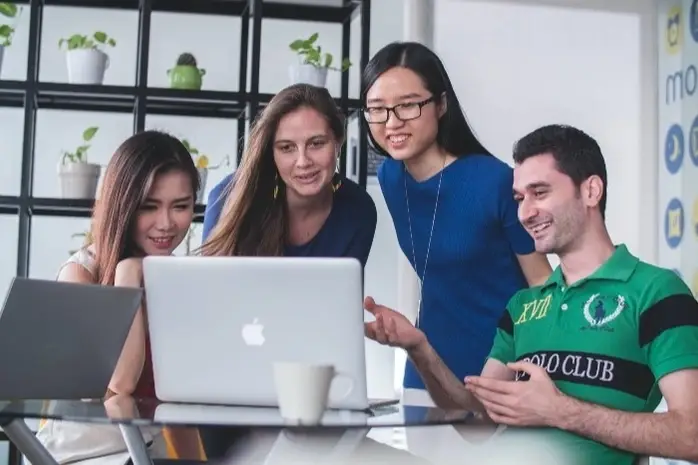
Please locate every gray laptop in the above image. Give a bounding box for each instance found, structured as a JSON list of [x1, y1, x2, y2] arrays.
[[143, 256, 376, 410], [0, 277, 143, 400]]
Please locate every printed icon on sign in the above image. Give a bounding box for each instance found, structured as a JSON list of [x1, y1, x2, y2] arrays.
[[667, 5, 683, 54], [690, 115, 698, 166], [690, 0, 698, 42], [665, 197, 684, 249], [665, 123, 685, 174]]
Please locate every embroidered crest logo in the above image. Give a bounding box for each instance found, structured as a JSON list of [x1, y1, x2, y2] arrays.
[[582, 293, 626, 330]]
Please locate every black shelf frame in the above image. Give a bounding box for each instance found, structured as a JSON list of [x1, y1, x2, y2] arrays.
[[0, 0, 370, 275], [0, 0, 370, 459]]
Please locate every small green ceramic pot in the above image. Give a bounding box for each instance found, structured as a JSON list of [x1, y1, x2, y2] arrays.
[[167, 65, 206, 90]]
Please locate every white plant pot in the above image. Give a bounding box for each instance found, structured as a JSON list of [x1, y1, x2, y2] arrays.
[[58, 162, 101, 199], [0, 46, 4, 78], [66, 49, 110, 85], [289, 64, 328, 87], [196, 168, 208, 203]]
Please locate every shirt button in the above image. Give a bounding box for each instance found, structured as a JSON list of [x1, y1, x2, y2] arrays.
[[561, 304, 568, 311], [561, 286, 566, 292]]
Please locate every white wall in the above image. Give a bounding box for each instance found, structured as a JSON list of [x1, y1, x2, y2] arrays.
[[435, 0, 659, 266], [0, 0, 406, 415]]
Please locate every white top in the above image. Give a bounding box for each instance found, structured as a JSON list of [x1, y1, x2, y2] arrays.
[[63, 247, 98, 276], [29, 247, 166, 465]]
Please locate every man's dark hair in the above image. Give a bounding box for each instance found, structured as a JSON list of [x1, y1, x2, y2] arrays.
[[512, 124, 607, 218]]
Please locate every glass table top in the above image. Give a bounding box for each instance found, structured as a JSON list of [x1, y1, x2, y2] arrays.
[[0, 397, 484, 429]]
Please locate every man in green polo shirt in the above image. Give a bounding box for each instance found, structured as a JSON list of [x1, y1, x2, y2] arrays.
[[364, 124, 698, 465]]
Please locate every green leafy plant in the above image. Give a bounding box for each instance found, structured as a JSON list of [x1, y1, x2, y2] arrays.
[[61, 126, 99, 164], [289, 33, 351, 72], [0, 3, 22, 47], [58, 31, 116, 51], [181, 138, 230, 170]]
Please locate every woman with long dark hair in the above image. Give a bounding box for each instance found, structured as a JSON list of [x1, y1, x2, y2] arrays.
[[201, 83, 377, 267], [360, 42, 552, 401], [198, 84, 379, 460], [36, 130, 204, 465]]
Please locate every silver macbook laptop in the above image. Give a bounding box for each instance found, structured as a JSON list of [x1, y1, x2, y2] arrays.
[[143, 256, 372, 410], [0, 277, 143, 399]]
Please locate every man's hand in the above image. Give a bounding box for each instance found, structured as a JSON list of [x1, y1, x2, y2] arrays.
[[464, 361, 566, 427], [363, 296, 426, 350]]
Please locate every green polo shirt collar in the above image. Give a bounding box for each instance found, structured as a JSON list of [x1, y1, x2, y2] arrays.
[[541, 244, 639, 290]]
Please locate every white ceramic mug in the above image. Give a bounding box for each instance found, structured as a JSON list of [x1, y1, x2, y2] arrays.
[[273, 362, 353, 425]]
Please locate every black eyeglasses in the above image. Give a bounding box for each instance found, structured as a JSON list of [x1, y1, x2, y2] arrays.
[[363, 96, 436, 124]]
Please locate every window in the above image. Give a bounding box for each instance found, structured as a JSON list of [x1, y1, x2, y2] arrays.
[[29, 217, 91, 280]]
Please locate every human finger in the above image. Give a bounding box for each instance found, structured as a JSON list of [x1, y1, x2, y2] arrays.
[[386, 315, 399, 346], [479, 398, 516, 419], [364, 296, 377, 314], [363, 296, 399, 318], [364, 321, 377, 340], [481, 406, 517, 426], [466, 383, 510, 406], [374, 314, 389, 345], [506, 361, 546, 378], [465, 376, 517, 395]]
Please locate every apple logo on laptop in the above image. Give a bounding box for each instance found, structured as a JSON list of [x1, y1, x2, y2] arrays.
[[242, 318, 265, 346]]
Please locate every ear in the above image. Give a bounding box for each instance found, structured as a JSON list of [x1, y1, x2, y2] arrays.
[[438, 92, 448, 118], [581, 175, 604, 209]]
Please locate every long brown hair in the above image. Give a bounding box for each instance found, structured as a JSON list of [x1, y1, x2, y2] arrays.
[[89, 130, 200, 285], [200, 84, 346, 257]]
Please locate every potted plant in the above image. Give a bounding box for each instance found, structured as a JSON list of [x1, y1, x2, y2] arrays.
[[181, 138, 230, 203], [58, 31, 116, 85], [0, 2, 21, 76], [288, 33, 351, 88], [167, 53, 206, 90], [58, 126, 102, 199]]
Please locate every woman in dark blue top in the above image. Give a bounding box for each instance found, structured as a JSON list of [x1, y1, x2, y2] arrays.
[[200, 84, 377, 267], [197, 84, 378, 461], [360, 42, 553, 402]]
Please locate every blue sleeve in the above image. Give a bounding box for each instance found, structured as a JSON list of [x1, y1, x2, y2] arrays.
[[202, 174, 233, 241], [345, 195, 378, 268], [496, 164, 535, 255], [376, 159, 388, 193]]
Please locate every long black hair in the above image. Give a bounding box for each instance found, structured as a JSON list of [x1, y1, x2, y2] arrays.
[[360, 41, 492, 158]]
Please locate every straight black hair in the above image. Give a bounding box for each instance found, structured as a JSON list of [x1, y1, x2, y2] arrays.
[[360, 41, 492, 158], [513, 124, 608, 218]]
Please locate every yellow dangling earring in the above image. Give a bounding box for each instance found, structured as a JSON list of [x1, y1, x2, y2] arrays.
[[273, 173, 279, 199], [331, 152, 342, 193], [331, 173, 342, 192]]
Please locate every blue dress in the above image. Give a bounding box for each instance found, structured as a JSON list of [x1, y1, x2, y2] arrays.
[[378, 155, 535, 389], [202, 173, 378, 267]]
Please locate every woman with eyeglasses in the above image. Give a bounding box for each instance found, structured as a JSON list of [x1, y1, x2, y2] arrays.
[[360, 42, 552, 404]]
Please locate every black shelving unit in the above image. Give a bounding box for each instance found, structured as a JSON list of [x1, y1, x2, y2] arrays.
[[0, 1, 370, 463], [0, 0, 371, 280]]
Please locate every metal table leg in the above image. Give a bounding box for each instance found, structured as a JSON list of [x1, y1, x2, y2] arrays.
[[1, 420, 58, 465], [118, 424, 153, 465]]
